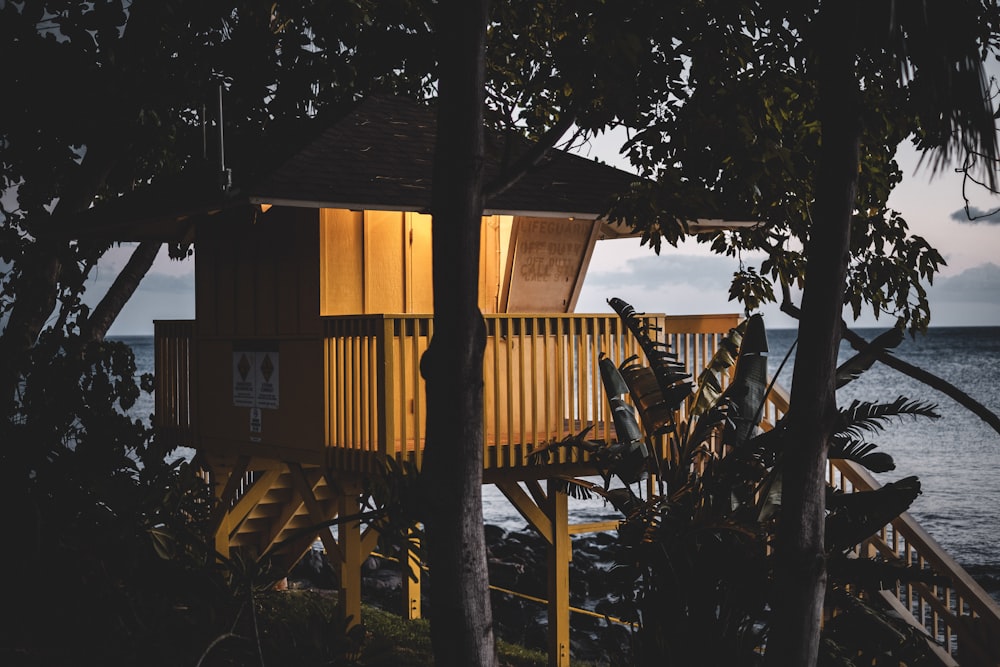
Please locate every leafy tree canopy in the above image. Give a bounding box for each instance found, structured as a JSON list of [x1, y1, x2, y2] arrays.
[[602, 0, 999, 332]]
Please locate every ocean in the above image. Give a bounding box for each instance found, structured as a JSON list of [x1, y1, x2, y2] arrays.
[[112, 325, 1000, 600]]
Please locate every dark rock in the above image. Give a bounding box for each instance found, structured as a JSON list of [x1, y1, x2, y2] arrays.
[[289, 548, 339, 590], [484, 523, 507, 546]]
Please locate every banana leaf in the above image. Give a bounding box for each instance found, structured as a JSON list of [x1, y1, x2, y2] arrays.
[[720, 313, 769, 448], [825, 476, 921, 553]]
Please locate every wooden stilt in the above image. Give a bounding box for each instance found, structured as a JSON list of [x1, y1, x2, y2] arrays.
[[403, 525, 422, 620], [546, 478, 571, 667], [337, 480, 363, 628]]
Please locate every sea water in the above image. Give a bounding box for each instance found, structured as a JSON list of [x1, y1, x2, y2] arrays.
[[111, 326, 1000, 599]]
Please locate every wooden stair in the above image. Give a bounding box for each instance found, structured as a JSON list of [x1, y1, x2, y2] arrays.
[[209, 462, 347, 573]]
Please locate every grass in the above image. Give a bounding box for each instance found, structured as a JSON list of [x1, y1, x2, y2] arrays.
[[361, 605, 551, 667], [258, 590, 560, 666]]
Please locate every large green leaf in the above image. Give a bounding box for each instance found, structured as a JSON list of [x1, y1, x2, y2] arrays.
[[720, 313, 769, 448], [825, 476, 921, 553]]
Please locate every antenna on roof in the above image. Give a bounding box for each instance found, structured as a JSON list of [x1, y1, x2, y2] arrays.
[[217, 83, 232, 193], [201, 102, 207, 161]]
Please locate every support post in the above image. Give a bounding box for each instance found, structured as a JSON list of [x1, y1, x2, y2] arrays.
[[403, 525, 422, 620], [337, 480, 363, 628], [546, 478, 570, 667]]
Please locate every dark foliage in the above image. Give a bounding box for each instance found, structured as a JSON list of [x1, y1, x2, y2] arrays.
[[546, 299, 947, 665]]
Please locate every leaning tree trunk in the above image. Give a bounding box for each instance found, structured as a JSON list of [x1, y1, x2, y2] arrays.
[[419, 0, 498, 665], [765, 2, 860, 666], [79, 240, 162, 345]]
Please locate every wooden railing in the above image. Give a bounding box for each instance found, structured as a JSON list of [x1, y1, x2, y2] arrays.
[[153, 319, 196, 447], [764, 386, 1000, 665], [322, 313, 740, 470]]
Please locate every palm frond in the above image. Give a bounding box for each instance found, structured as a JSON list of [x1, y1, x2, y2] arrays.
[[828, 438, 895, 474], [608, 297, 692, 408], [527, 428, 599, 465], [887, 0, 998, 188], [549, 476, 596, 501], [836, 397, 940, 441]]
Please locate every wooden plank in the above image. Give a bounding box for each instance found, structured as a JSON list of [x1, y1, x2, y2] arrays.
[[364, 210, 406, 313], [286, 463, 342, 563], [568, 520, 620, 535], [208, 456, 250, 555], [320, 209, 363, 315], [494, 480, 552, 545], [566, 219, 603, 312], [296, 208, 322, 336], [407, 213, 434, 313], [255, 218, 278, 336], [337, 481, 363, 627], [546, 477, 571, 667], [378, 317, 394, 458]]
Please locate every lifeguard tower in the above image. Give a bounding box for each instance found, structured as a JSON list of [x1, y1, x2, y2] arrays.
[[68, 95, 1000, 666]]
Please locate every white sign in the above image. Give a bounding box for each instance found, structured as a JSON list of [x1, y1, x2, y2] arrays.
[[232, 343, 280, 410]]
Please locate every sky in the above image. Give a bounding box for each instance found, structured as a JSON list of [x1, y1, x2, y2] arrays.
[[89, 127, 1000, 336]]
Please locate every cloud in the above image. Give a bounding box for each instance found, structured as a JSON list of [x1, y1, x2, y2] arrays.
[[948, 206, 1000, 224], [584, 253, 742, 292], [926, 262, 1000, 326], [932, 262, 1000, 297], [84, 264, 195, 336], [85, 265, 194, 295], [577, 252, 777, 320]]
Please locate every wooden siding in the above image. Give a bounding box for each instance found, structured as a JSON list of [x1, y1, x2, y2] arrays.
[[320, 209, 508, 316], [196, 206, 322, 339]]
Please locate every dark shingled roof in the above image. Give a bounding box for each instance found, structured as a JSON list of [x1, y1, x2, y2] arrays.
[[56, 95, 645, 242], [253, 95, 640, 218]]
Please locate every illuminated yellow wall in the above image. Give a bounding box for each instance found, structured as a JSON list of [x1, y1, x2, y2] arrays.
[[319, 209, 516, 315]]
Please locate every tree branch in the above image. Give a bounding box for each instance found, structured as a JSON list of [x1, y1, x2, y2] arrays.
[[779, 290, 1000, 438], [482, 110, 578, 201]]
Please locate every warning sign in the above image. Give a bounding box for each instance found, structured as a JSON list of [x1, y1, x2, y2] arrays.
[[255, 351, 279, 409], [233, 342, 280, 409], [233, 351, 256, 407]]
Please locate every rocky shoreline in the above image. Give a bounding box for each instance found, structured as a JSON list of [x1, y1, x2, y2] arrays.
[[289, 524, 632, 663]]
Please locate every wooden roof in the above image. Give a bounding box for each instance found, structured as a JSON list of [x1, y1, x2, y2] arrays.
[[55, 95, 755, 242], [253, 95, 640, 219]]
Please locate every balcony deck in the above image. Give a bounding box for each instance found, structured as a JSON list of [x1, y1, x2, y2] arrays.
[[156, 313, 738, 476]]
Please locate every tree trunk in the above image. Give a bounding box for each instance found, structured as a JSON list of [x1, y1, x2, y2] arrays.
[[79, 241, 162, 344], [419, 0, 498, 665], [765, 2, 860, 665]]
